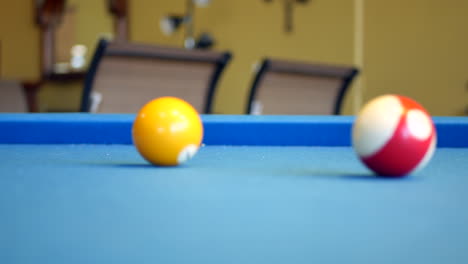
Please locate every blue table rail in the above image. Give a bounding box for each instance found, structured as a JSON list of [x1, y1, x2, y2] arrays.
[[0, 114, 467, 147]]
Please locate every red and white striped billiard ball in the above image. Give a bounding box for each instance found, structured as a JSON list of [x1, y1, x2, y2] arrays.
[[352, 95, 437, 177]]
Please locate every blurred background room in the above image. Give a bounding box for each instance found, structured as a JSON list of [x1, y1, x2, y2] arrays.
[[0, 0, 467, 116]]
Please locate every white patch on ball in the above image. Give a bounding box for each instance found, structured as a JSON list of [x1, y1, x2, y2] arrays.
[[352, 95, 403, 157], [177, 144, 199, 164], [406, 109, 432, 141], [410, 134, 437, 174]]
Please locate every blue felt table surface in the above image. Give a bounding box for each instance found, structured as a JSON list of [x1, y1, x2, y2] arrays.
[[1, 144, 468, 264]]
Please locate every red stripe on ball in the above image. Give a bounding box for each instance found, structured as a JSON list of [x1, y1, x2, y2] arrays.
[[398, 95, 430, 117]]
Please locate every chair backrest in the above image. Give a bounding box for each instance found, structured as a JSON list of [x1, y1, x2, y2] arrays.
[[246, 58, 358, 115], [0, 80, 28, 112], [80, 39, 231, 113]]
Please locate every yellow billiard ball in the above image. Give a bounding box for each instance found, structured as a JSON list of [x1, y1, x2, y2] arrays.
[[132, 97, 203, 166]]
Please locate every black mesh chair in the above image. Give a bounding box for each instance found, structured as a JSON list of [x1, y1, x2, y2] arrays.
[[246, 58, 359, 115], [80, 39, 231, 113]]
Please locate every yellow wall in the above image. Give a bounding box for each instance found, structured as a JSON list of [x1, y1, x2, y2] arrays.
[[69, 0, 113, 65], [37, 81, 83, 112], [0, 1, 40, 81], [364, 0, 468, 116]]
